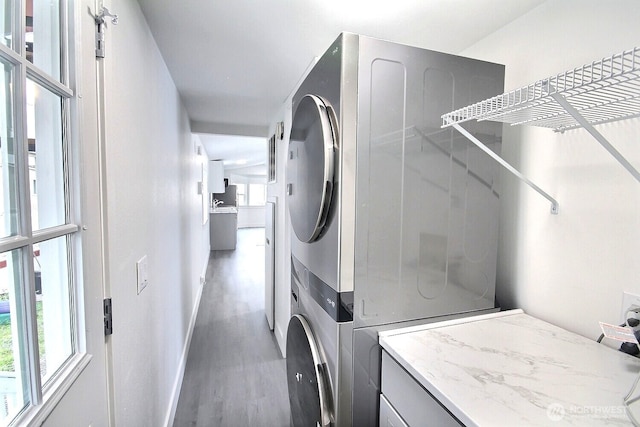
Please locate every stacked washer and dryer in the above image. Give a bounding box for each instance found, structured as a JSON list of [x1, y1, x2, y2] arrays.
[[285, 33, 505, 426]]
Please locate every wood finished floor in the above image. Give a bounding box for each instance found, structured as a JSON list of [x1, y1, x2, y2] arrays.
[[173, 228, 290, 427]]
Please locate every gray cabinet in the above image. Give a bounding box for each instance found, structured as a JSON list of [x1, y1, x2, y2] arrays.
[[209, 160, 225, 193], [379, 394, 408, 427], [381, 351, 461, 427], [210, 212, 237, 250]]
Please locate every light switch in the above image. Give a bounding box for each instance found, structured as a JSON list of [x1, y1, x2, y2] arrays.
[[136, 255, 149, 294]]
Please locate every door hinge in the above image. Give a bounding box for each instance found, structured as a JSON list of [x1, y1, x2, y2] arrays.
[[103, 298, 113, 336], [94, 6, 118, 59]]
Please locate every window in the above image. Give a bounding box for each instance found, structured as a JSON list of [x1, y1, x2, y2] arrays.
[[236, 183, 246, 206], [235, 183, 266, 206], [248, 184, 266, 206], [0, 0, 78, 424]]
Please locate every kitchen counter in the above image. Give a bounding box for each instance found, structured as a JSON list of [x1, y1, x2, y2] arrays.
[[210, 206, 238, 214], [379, 309, 640, 426], [209, 207, 237, 250]]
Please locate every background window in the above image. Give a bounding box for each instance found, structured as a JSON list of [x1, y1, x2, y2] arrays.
[[236, 183, 246, 206], [248, 184, 266, 206], [235, 183, 266, 206]]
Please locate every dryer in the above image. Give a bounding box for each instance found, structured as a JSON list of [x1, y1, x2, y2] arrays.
[[286, 33, 505, 426]]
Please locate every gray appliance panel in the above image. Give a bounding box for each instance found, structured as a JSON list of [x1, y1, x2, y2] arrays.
[[286, 32, 505, 427], [353, 36, 504, 328], [291, 272, 353, 427], [289, 34, 358, 293]]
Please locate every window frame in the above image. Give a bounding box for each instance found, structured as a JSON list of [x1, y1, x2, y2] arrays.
[[0, 0, 90, 424], [235, 182, 267, 207]]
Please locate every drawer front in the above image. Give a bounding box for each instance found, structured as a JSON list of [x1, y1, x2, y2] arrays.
[[379, 394, 409, 427], [381, 351, 462, 427]]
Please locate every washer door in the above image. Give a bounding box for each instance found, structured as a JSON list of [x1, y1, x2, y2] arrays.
[[286, 314, 333, 427], [287, 94, 337, 243]]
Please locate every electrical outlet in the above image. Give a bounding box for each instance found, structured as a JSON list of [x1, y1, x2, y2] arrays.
[[621, 292, 640, 324], [136, 255, 149, 294]]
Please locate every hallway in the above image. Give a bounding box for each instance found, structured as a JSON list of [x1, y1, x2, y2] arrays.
[[173, 228, 290, 426]]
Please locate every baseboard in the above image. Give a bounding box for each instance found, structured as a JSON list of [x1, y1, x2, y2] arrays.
[[200, 259, 208, 286], [163, 275, 205, 427]]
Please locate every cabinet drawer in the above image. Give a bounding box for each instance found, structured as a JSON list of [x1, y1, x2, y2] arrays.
[[380, 394, 408, 427], [381, 351, 461, 427]]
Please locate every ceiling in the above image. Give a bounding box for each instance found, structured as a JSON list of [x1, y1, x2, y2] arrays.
[[194, 133, 267, 178], [136, 0, 547, 174]]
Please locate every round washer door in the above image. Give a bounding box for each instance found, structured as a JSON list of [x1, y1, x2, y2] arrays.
[[286, 314, 333, 427], [287, 94, 337, 243]]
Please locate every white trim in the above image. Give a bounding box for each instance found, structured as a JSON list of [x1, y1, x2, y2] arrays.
[[0, 42, 24, 65], [0, 235, 31, 252], [379, 309, 525, 339], [0, 30, 73, 101], [162, 264, 207, 427], [11, 353, 93, 426], [32, 224, 80, 243], [26, 63, 74, 98]]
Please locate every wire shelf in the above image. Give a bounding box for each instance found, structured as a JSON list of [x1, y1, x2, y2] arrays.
[[440, 46, 640, 214], [442, 47, 640, 131]]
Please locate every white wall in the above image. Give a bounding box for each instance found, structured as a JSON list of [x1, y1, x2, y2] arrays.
[[461, 0, 640, 344], [238, 206, 266, 228], [102, 0, 209, 425], [267, 103, 293, 356]]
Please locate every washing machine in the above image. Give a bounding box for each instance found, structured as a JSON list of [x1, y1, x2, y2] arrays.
[[286, 33, 505, 426], [287, 256, 353, 426]]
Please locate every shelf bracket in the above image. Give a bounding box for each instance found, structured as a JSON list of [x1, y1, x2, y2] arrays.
[[448, 122, 559, 214], [546, 87, 640, 184]]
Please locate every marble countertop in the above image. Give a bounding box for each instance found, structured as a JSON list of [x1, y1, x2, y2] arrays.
[[379, 309, 640, 426], [210, 206, 238, 214]]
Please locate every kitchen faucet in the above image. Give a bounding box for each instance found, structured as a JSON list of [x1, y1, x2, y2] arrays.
[[213, 198, 225, 209]]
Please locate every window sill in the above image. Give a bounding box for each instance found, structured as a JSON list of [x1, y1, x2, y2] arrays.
[[12, 352, 93, 426]]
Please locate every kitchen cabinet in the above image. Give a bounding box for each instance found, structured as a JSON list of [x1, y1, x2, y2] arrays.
[[381, 351, 460, 426], [379, 394, 408, 427], [379, 309, 640, 426], [210, 210, 237, 250], [209, 160, 225, 193]]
